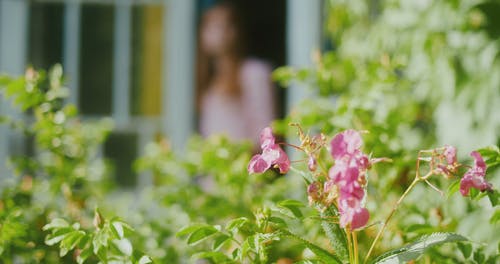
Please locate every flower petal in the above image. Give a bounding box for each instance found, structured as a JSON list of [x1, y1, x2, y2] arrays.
[[330, 129, 362, 159], [443, 145, 457, 165], [259, 127, 275, 150], [351, 207, 369, 230], [470, 151, 486, 174], [276, 148, 290, 173], [248, 154, 271, 174]]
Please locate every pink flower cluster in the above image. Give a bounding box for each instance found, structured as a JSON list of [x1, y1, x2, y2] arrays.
[[460, 151, 492, 196], [325, 130, 371, 230], [248, 127, 290, 174], [436, 145, 458, 177]]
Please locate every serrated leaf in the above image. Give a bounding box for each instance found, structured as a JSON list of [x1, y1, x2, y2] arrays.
[[187, 226, 218, 245], [277, 199, 304, 219], [319, 206, 348, 262], [281, 230, 341, 264], [373, 232, 469, 264]]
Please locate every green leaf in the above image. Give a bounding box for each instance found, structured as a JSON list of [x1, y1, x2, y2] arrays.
[[43, 218, 70, 231], [137, 255, 153, 264], [457, 242, 472, 259], [225, 217, 250, 232], [277, 199, 305, 219], [404, 223, 435, 234], [231, 248, 240, 260], [281, 230, 342, 264], [373, 232, 469, 264], [44, 227, 74, 246], [93, 228, 110, 255], [59, 230, 85, 257], [446, 180, 460, 198], [490, 208, 500, 224], [478, 146, 500, 164], [212, 234, 231, 251], [113, 238, 133, 256], [268, 216, 288, 228], [76, 246, 93, 264], [487, 190, 499, 207], [193, 251, 234, 263], [187, 226, 219, 245], [295, 261, 323, 264], [111, 221, 124, 239], [176, 224, 211, 237], [319, 206, 348, 262]]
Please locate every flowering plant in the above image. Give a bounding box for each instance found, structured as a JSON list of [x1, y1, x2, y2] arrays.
[[179, 126, 498, 263]]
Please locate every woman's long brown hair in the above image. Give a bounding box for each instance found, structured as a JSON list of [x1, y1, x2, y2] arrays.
[[195, 2, 247, 112]]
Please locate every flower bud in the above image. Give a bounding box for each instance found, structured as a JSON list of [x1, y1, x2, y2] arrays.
[[93, 208, 104, 229], [308, 156, 317, 171], [307, 182, 321, 204]]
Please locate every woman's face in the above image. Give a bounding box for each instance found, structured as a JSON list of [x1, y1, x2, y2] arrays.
[[201, 8, 236, 56]]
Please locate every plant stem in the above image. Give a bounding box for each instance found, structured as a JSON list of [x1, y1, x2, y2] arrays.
[[346, 227, 353, 264], [364, 176, 421, 263], [353, 231, 359, 264]]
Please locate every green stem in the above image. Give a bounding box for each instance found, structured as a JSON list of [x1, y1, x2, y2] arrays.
[[353, 231, 359, 264], [346, 228, 353, 264], [364, 176, 421, 263]]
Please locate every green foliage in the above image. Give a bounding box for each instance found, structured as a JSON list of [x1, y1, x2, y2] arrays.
[[0, 65, 117, 263], [43, 210, 151, 263], [372, 233, 468, 264], [318, 206, 348, 262]]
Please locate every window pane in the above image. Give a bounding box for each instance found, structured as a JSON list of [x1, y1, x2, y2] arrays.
[[79, 4, 114, 115], [131, 5, 163, 116], [28, 2, 63, 69], [104, 131, 138, 187]]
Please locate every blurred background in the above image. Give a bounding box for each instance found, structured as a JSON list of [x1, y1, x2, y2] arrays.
[[0, 0, 324, 187], [0, 0, 499, 188]]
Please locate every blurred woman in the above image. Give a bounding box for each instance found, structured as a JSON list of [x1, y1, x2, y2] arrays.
[[197, 2, 275, 144]]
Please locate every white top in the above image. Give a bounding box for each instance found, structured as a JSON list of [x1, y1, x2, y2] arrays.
[[200, 59, 275, 143]]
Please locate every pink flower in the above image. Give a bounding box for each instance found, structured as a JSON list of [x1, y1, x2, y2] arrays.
[[330, 129, 363, 159], [460, 151, 492, 196], [326, 130, 371, 230], [248, 127, 290, 174], [259, 127, 275, 149], [443, 145, 457, 165], [338, 197, 370, 230], [436, 145, 459, 177]]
